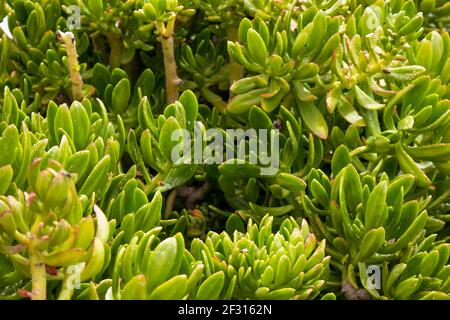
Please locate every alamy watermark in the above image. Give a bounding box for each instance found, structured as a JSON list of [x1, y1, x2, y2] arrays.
[[67, 5, 81, 30], [170, 122, 280, 176], [65, 262, 84, 290], [366, 265, 381, 290]]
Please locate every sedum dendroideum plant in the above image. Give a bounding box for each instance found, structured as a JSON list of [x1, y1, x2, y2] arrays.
[[0, 0, 449, 300]]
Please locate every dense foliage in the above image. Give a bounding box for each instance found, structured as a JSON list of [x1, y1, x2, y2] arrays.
[[0, 0, 449, 300]]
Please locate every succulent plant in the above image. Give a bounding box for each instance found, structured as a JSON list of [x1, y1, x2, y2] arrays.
[[189, 214, 331, 300], [0, 159, 110, 300]]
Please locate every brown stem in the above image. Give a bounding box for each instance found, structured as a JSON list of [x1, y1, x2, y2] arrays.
[[56, 31, 84, 101], [106, 32, 122, 69], [123, 54, 141, 83], [158, 16, 181, 104]]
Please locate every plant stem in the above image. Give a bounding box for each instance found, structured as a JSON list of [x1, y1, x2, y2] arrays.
[[106, 32, 122, 69], [350, 146, 369, 156], [226, 26, 244, 87], [56, 31, 84, 101], [207, 205, 234, 218], [29, 247, 46, 300], [200, 87, 226, 112], [144, 172, 163, 195], [165, 189, 177, 219], [58, 273, 74, 300], [158, 16, 181, 104], [58, 264, 83, 300]]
